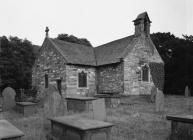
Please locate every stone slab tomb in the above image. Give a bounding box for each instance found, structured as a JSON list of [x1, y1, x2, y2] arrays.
[[0, 120, 24, 140], [2, 87, 16, 111], [92, 98, 107, 121], [16, 102, 37, 116], [66, 97, 97, 113], [167, 114, 193, 140], [47, 115, 114, 140]]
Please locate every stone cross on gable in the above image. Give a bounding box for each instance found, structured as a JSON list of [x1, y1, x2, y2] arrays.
[[45, 27, 49, 38]]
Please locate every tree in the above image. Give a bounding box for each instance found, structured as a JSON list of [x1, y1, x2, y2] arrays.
[[183, 34, 193, 42], [57, 34, 92, 47], [151, 32, 193, 95], [0, 36, 36, 91]]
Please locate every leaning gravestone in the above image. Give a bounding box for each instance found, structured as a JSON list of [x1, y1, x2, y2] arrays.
[[155, 89, 164, 112], [92, 98, 107, 121], [150, 85, 157, 103], [2, 87, 16, 111], [42, 85, 66, 128]]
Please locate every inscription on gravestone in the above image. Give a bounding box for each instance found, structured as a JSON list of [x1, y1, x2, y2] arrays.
[[2, 87, 16, 111]]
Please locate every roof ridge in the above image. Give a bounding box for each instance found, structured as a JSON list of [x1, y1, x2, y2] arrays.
[[52, 38, 93, 48]]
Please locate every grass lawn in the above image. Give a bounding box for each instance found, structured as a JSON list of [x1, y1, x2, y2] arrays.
[[1, 95, 193, 140]]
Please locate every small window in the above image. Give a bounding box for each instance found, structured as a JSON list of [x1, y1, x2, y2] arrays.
[[78, 71, 87, 88], [56, 79, 62, 94], [45, 74, 48, 88], [142, 64, 149, 82]]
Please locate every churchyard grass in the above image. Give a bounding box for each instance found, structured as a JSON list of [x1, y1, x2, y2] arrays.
[[0, 95, 193, 140]]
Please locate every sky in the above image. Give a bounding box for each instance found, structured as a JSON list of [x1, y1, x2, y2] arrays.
[[0, 0, 192, 46]]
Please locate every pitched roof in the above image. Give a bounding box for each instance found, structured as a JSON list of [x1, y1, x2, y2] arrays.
[[45, 34, 162, 66], [133, 12, 151, 23], [94, 35, 136, 66], [49, 38, 97, 66]]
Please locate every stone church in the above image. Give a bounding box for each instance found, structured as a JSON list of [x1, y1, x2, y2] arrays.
[[32, 12, 163, 96]]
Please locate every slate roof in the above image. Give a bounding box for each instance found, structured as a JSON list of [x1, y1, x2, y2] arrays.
[[94, 35, 136, 66], [49, 38, 97, 66], [45, 35, 137, 66]]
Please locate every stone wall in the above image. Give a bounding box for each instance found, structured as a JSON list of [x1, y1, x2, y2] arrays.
[[97, 63, 124, 94], [123, 37, 162, 95], [32, 39, 67, 95], [66, 65, 96, 96]]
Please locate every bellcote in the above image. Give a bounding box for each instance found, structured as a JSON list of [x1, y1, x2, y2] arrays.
[[133, 12, 151, 36]]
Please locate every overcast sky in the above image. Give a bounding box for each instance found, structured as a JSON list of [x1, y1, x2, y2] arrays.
[[0, 0, 192, 46]]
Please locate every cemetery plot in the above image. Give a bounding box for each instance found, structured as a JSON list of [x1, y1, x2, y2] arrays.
[[16, 102, 37, 116], [47, 115, 114, 140], [1, 95, 192, 140], [0, 120, 24, 140]]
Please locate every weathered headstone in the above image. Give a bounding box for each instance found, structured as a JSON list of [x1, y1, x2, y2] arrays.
[[155, 89, 164, 112], [185, 85, 190, 97], [150, 85, 157, 103], [2, 87, 16, 111], [92, 98, 107, 121], [43, 85, 66, 118], [185, 86, 192, 111], [0, 97, 2, 112], [42, 85, 66, 129]]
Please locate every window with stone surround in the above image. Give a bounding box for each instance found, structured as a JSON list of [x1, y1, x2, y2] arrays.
[[78, 71, 87, 88], [141, 64, 150, 82]]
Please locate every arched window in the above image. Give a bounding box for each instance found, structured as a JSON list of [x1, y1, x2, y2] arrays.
[[78, 71, 87, 88], [141, 64, 150, 82]]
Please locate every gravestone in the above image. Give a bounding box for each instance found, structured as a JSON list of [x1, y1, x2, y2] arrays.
[[150, 85, 157, 103], [0, 97, 2, 112], [42, 85, 66, 128], [92, 98, 107, 121], [185, 86, 190, 97], [185, 86, 192, 111], [155, 89, 164, 112], [2, 87, 16, 111]]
